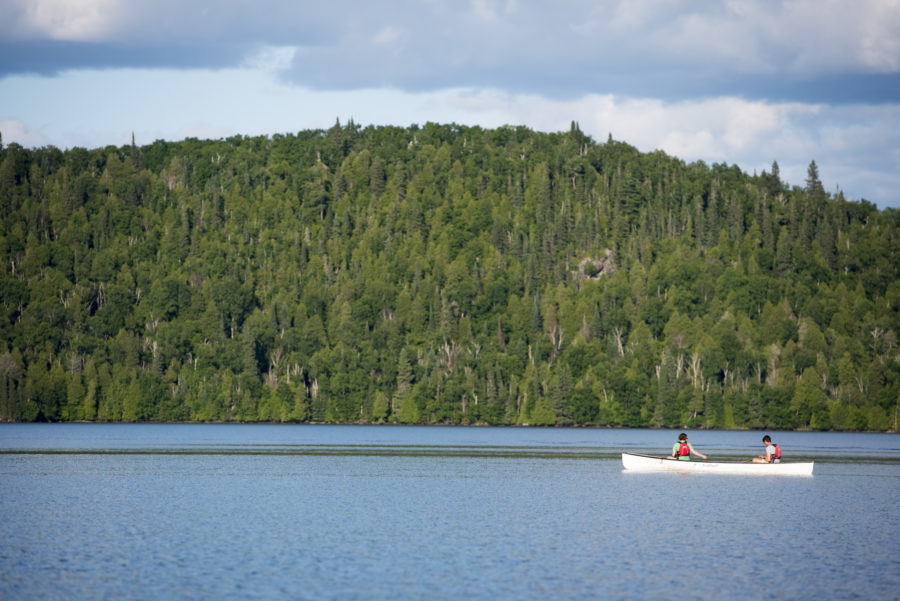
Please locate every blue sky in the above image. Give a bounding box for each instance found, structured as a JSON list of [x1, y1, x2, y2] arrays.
[[1, 0, 899, 208]]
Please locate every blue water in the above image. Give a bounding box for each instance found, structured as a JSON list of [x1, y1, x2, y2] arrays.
[[1, 425, 898, 601]]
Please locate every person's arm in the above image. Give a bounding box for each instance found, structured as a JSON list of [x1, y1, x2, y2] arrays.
[[690, 443, 707, 459]]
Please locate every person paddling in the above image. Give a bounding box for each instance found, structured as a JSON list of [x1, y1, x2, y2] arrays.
[[752, 435, 781, 463], [670, 432, 707, 461]]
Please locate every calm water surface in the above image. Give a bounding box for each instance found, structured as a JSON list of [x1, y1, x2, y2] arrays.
[[1, 425, 898, 601]]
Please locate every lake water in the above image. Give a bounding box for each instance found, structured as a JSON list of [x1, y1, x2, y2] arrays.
[[1, 425, 898, 601]]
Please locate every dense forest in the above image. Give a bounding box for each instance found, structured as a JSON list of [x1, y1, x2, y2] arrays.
[[1, 122, 898, 430]]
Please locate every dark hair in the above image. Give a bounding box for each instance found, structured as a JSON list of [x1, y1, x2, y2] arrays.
[[762, 435, 772, 443], [678, 432, 688, 441]]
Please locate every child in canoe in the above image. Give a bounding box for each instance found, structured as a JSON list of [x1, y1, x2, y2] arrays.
[[751, 435, 781, 463], [671, 432, 707, 461]]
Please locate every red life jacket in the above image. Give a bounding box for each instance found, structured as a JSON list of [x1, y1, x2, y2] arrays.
[[773, 444, 781, 460], [678, 441, 690, 456]]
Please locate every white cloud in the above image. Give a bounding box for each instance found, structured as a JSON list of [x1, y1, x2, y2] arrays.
[[659, 8, 770, 72], [0, 118, 50, 147], [857, 0, 900, 72], [242, 45, 297, 72], [372, 27, 401, 46], [12, 0, 126, 42], [577, 0, 900, 76], [469, 0, 519, 23], [432, 90, 802, 166]]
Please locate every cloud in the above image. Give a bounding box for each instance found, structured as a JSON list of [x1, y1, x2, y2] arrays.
[[436, 89, 795, 161], [371, 27, 401, 47], [241, 45, 297, 72], [2, 1, 898, 104], [604, 0, 900, 76], [0, 118, 51, 148], [18, 0, 129, 42], [857, 1, 900, 72]]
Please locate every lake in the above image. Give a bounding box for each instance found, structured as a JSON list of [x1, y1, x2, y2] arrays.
[[1, 424, 898, 601]]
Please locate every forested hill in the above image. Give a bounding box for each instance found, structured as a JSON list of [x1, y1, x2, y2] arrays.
[[1, 122, 898, 430]]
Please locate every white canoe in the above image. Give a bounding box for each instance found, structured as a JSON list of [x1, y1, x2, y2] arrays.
[[622, 452, 814, 476]]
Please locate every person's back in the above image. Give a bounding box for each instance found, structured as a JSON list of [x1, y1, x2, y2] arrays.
[[769, 440, 781, 463], [671, 432, 706, 461], [673, 438, 691, 460]]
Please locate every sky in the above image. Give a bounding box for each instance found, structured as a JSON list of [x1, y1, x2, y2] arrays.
[[1, 0, 899, 208]]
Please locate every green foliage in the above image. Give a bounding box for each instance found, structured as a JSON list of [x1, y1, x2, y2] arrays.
[[1, 124, 898, 430]]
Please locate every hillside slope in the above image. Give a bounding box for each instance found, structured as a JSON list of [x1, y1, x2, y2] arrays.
[[1, 122, 898, 429]]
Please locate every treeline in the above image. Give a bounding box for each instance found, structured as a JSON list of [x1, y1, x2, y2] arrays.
[[1, 122, 898, 430]]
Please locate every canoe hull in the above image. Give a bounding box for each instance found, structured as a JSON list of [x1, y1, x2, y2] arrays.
[[621, 452, 814, 476]]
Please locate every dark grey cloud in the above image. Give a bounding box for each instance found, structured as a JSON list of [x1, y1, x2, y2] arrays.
[[2, 0, 898, 104], [0, 41, 249, 74]]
